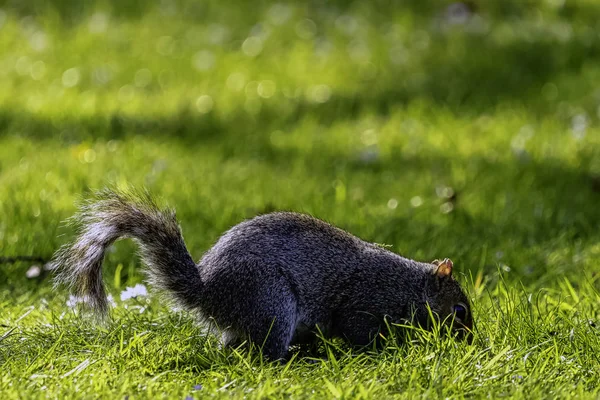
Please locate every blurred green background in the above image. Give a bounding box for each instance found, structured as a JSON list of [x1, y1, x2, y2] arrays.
[[2, 1, 600, 398], [2, 0, 599, 287]]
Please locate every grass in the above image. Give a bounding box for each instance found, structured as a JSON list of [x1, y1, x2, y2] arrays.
[[1, 0, 600, 398]]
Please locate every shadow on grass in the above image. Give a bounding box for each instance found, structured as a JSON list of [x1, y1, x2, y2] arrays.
[[0, 30, 598, 130]]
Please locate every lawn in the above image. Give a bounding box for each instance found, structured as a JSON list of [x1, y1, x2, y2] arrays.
[[1, 0, 600, 398]]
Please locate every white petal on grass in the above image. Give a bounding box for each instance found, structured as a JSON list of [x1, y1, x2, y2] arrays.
[[120, 283, 148, 301], [26, 265, 41, 278], [66, 295, 85, 308]]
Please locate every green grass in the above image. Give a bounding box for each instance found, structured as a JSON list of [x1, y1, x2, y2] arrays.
[[2, 0, 600, 398]]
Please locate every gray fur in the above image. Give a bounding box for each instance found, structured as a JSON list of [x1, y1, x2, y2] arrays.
[[52, 188, 473, 360]]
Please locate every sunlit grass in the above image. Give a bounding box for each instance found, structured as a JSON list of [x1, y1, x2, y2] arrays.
[[2, 1, 600, 398]]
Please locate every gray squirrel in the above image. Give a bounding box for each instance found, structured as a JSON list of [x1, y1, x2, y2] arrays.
[[51, 188, 473, 360]]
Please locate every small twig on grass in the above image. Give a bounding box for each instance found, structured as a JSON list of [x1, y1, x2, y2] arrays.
[[0, 327, 16, 343]]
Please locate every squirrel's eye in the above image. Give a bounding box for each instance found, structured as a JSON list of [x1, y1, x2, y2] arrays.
[[452, 303, 468, 321]]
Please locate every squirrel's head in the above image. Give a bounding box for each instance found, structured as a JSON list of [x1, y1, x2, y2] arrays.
[[422, 258, 473, 343]]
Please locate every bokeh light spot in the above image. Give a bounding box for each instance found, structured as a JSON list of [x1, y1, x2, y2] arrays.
[[257, 80, 276, 98], [295, 19, 317, 39], [30, 61, 46, 80], [88, 12, 109, 33], [226, 72, 246, 92], [195, 95, 214, 114], [242, 37, 263, 57], [118, 85, 135, 102], [307, 84, 331, 103], [192, 50, 216, 71], [134, 69, 152, 87], [387, 198, 398, 209], [15, 56, 31, 76], [410, 196, 423, 208], [267, 4, 292, 26], [62, 68, 81, 88]]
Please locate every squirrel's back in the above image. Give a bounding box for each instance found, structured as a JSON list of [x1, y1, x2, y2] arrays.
[[201, 211, 429, 282]]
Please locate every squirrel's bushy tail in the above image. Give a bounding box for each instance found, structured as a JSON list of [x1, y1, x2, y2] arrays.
[[51, 188, 202, 316]]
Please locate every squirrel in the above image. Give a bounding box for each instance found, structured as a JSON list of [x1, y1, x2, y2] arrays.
[[51, 188, 473, 361]]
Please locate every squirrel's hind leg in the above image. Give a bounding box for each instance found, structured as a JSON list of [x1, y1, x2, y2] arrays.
[[202, 262, 299, 361], [219, 315, 296, 362], [220, 329, 245, 349], [247, 292, 298, 362]]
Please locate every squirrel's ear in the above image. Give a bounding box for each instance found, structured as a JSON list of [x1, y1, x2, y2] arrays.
[[432, 258, 453, 278]]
